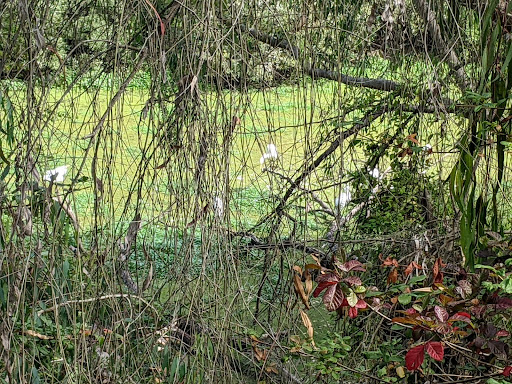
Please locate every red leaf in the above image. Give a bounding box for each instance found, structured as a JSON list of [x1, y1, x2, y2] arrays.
[[497, 329, 510, 337], [355, 299, 367, 309], [435, 323, 453, 334], [405, 344, 425, 371], [425, 342, 444, 361], [434, 306, 449, 323], [340, 260, 366, 272], [488, 340, 508, 356], [343, 276, 362, 286], [313, 273, 340, 297], [313, 281, 337, 298], [348, 306, 358, 319], [503, 366, 512, 377], [496, 297, 512, 310], [483, 323, 497, 339], [470, 305, 486, 318], [317, 272, 340, 284], [449, 312, 472, 324], [324, 285, 344, 312], [455, 280, 472, 299], [405, 308, 417, 315], [432, 258, 446, 285], [322, 285, 337, 306]]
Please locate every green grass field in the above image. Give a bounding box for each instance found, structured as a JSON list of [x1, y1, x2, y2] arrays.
[[25, 84, 453, 227]]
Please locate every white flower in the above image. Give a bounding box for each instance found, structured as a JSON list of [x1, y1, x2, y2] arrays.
[[335, 185, 352, 208], [43, 165, 68, 183], [266, 144, 278, 159], [260, 143, 279, 165], [368, 167, 380, 179], [260, 153, 270, 164], [213, 196, 224, 218]]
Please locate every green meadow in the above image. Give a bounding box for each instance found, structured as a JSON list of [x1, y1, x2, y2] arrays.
[[21, 82, 348, 225], [6, 79, 464, 237]]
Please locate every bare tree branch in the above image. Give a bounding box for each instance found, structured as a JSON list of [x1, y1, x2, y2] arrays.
[[308, 68, 399, 91], [412, 0, 471, 90], [271, 105, 390, 221], [229, 21, 401, 92]]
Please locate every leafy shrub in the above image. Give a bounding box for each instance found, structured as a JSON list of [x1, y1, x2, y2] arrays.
[[293, 251, 512, 382]]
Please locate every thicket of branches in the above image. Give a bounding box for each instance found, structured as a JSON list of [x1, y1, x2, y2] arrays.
[[1, 0, 511, 383]]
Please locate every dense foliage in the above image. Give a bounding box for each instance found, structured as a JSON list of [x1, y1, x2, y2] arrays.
[[0, 0, 512, 383]]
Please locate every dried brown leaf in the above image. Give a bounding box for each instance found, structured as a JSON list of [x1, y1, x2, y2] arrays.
[[24, 329, 53, 340], [387, 268, 398, 284], [406, 133, 419, 144], [293, 274, 310, 309], [304, 270, 313, 297], [300, 310, 314, 341]]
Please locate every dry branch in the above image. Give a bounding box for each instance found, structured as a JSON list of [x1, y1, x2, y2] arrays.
[[412, 0, 471, 90], [231, 230, 326, 257], [118, 213, 142, 293], [37, 294, 157, 317], [228, 21, 401, 92], [271, 105, 390, 221]]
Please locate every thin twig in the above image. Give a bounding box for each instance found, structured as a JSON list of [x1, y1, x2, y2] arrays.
[[37, 294, 158, 317]]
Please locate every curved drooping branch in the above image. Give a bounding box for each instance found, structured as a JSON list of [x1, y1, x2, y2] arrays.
[[255, 101, 444, 232], [308, 68, 399, 92], [248, 104, 391, 234], [228, 21, 401, 92], [274, 106, 389, 216], [412, 0, 471, 90]]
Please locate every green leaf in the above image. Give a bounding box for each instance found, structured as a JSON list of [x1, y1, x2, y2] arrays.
[[412, 304, 423, 312], [500, 276, 512, 294], [364, 351, 383, 359], [347, 290, 358, 307], [353, 285, 366, 294], [169, 357, 180, 380], [475, 264, 497, 272], [31, 367, 40, 384], [0, 140, 9, 164], [0, 165, 10, 181], [398, 293, 412, 305], [409, 275, 427, 284], [62, 260, 70, 279], [377, 366, 387, 377]]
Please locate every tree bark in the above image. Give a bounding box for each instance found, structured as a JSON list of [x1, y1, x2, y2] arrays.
[[230, 21, 401, 92]]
